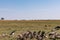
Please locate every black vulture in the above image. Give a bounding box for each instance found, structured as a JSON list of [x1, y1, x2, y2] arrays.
[[10, 30, 16, 35], [54, 26, 60, 30]]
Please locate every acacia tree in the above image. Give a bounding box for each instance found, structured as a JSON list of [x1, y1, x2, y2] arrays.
[[1, 17, 4, 20]]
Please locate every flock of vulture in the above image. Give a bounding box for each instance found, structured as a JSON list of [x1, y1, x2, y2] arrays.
[[16, 26, 60, 40], [0, 26, 60, 40], [17, 30, 47, 40]]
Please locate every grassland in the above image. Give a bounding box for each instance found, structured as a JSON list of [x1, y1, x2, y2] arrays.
[[0, 20, 60, 40]]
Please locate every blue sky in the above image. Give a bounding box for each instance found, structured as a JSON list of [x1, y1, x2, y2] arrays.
[[0, 0, 60, 20]]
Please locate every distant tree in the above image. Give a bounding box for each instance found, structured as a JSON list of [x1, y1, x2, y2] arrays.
[[1, 17, 4, 20]]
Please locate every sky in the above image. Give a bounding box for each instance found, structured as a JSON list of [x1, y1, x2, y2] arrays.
[[0, 0, 60, 20]]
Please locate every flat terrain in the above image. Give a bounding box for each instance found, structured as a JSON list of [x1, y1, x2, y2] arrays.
[[0, 20, 60, 40]]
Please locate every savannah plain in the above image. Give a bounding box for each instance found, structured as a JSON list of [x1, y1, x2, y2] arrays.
[[0, 20, 60, 40]]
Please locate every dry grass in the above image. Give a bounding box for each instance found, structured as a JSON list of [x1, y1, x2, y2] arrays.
[[0, 20, 60, 40]]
